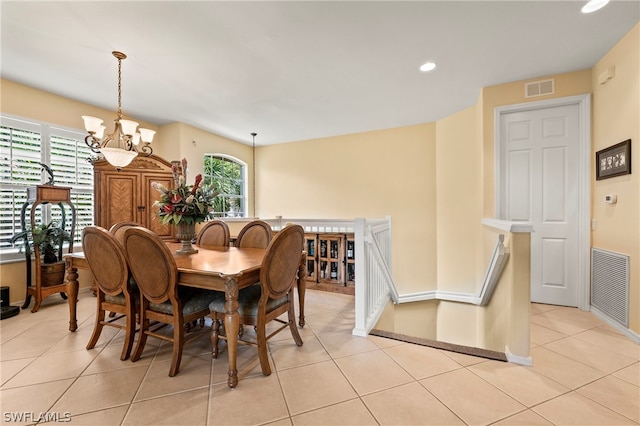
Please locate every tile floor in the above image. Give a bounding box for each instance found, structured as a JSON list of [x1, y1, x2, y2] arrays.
[[1, 289, 638, 425]]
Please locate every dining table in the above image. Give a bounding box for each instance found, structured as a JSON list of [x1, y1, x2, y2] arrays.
[[64, 242, 306, 388]]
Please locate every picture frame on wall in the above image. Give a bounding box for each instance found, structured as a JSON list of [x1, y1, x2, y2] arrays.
[[596, 139, 631, 180]]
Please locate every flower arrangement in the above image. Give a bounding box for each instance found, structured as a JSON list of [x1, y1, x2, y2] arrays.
[[152, 158, 219, 225]]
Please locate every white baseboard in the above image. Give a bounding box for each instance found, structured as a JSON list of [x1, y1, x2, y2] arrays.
[[505, 345, 533, 366], [590, 305, 640, 344]]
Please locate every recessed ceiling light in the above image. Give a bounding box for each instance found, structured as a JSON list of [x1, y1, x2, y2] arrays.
[[581, 0, 610, 13], [420, 62, 436, 72]]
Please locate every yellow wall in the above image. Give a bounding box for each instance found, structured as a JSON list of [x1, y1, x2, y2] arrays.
[[591, 23, 639, 333], [435, 106, 484, 293], [257, 124, 438, 294], [0, 79, 158, 136]]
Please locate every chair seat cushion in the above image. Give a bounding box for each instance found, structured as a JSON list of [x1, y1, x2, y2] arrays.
[[208, 284, 288, 317], [150, 287, 219, 316], [104, 278, 139, 305]]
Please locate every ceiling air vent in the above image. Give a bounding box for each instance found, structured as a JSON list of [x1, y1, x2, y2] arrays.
[[524, 79, 555, 98]]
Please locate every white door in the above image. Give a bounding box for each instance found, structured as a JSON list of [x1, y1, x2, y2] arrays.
[[499, 104, 580, 306]]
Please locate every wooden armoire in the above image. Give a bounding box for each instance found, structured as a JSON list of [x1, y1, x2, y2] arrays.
[[93, 155, 175, 239]]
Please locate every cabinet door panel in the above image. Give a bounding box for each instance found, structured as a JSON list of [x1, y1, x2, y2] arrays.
[[103, 173, 138, 228], [142, 174, 174, 239]]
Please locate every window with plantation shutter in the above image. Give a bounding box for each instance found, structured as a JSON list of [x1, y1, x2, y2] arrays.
[[0, 115, 94, 262]]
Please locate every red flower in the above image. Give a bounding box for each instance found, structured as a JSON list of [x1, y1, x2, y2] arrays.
[[163, 204, 175, 213], [171, 193, 182, 204], [191, 174, 203, 194]]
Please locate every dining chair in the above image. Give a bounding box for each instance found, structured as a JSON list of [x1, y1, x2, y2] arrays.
[[82, 226, 137, 361], [195, 219, 230, 247], [109, 221, 142, 246], [209, 224, 305, 376], [234, 220, 273, 249], [123, 226, 217, 376]]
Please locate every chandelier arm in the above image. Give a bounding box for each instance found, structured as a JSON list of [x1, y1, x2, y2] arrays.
[[139, 144, 153, 156], [84, 135, 102, 153]]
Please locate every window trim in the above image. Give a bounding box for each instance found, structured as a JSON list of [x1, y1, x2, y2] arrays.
[[203, 153, 248, 218]]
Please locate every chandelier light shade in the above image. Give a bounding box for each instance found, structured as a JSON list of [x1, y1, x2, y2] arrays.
[[82, 51, 155, 170]]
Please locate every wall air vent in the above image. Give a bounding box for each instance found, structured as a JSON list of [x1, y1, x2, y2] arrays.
[[591, 247, 629, 327], [524, 79, 555, 98]]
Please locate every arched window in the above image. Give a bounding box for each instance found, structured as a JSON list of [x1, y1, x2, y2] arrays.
[[203, 154, 247, 218]]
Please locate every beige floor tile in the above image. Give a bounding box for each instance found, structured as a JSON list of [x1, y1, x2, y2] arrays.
[[306, 312, 354, 335], [493, 409, 554, 425], [529, 346, 605, 389], [334, 349, 414, 395], [3, 290, 639, 426], [441, 350, 488, 367], [270, 334, 331, 370], [0, 325, 69, 360], [573, 328, 640, 360], [530, 322, 566, 345], [363, 381, 464, 425], [383, 342, 462, 380], [265, 418, 293, 426], [2, 348, 98, 388], [52, 365, 149, 415], [82, 344, 154, 376], [210, 343, 271, 385], [65, 406, 129, 425], [46, 319, 121, 354], [0, 379, 74, 425], [543, 337, 637, 374], [613, 362, 640, 387], [208, 374, 289, 425], [533, 391, 636, 425], [124, 387, 209, 425], [366, 334, 406, 349], [530, 307, 606, 336], [531, 303, 561, 314], [577, 375, 640, 422], [420, 368, 525, 425], [293, 398, 378, 425], [0, 357, 34, 387], [278, 360, 357, 415], [317, 331, 379, 359], [135, 354, 212, 401], [468, 359, 570, 407]]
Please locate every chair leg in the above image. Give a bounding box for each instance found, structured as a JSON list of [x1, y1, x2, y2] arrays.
[[86, 302, 106, 350], [120, 303, 136, 361], [256, 319, 271, 376], [211, 317, 221, 359], [169, 316, 185, 377], [288, 302, 303, 347], [131, 308, 149, 362]]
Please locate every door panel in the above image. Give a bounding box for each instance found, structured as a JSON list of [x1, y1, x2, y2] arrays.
[[103, 173, 137, 228], [500, 104, 579, 306], [142, 174, 174, 239]]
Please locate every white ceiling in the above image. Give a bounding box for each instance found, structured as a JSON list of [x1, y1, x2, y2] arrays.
[[1, 1, 638, 146]]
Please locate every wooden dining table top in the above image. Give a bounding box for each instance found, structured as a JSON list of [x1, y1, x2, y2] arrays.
[[165, 243, 264, 275]]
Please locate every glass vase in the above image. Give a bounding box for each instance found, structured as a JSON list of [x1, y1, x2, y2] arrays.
[[175, 221, 198, 255]]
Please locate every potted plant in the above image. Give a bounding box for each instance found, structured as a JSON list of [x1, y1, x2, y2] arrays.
[[10, 221, 71, 286]]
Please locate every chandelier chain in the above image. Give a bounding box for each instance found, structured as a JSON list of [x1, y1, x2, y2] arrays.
[[117, 56, 123, 119]]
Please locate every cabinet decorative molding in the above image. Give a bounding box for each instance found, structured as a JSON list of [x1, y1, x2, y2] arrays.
[[93, 155, 175, 239]]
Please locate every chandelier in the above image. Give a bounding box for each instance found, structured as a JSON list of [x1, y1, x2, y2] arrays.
[[82, 51, 155, 169]]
